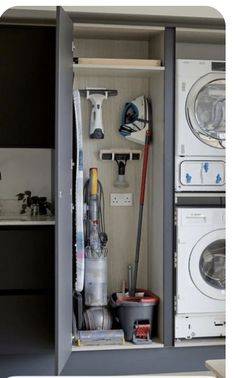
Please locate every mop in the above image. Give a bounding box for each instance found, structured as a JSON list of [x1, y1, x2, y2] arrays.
[[120, 95, 152, 296], [131, 129, 151, 296]]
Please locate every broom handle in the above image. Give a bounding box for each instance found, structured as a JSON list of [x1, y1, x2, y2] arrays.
[[140, 131, 151, 205], [131, 130, 151, 296]]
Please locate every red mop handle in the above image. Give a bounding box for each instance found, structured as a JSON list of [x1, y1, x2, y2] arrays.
[[140, 130, 151, 205], [130, 129, 151, 296]]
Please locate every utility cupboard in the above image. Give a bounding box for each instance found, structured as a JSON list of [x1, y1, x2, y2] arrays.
[[0, 6, 225, 376]]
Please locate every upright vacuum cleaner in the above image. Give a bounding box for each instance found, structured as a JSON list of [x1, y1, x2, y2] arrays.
[[78, 167, 124, 345]]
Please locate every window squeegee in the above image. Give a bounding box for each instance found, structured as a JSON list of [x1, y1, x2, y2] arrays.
[[80, 88, 118, 139]]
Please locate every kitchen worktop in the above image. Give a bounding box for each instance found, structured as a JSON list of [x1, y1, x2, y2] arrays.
[[0, 214, 55, 225]]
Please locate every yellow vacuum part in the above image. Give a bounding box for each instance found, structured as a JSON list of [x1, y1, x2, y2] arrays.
[[90, 167, 98, 195]]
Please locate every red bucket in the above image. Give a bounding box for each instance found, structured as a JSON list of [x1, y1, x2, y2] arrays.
[[110, 289, 159, 342]]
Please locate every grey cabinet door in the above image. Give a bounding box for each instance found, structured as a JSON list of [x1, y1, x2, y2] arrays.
[[55, 6, 73, 375]]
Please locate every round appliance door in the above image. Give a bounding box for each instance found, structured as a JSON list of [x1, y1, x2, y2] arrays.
[[189, 229, 225, 300], [186, 72, 225, 149]]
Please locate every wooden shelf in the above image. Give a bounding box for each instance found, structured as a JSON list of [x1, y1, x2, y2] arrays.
[[78, 58, 161, 66], [73, 63, 164, 77], [72, 338, 164, 352]]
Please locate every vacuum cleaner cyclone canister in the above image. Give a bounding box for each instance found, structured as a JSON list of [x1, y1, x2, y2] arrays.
[[84, 255, 108, 306]]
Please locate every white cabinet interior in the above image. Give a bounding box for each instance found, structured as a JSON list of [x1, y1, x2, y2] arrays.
[[72, 23, 165, 350]]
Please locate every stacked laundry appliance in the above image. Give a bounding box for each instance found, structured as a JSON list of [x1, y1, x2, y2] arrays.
[[174, 60, 226, 340]]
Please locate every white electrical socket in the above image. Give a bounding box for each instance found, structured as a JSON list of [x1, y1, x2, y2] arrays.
[[110, 193, 133, 206]]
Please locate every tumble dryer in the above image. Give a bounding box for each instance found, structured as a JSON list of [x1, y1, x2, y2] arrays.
[[176, 59, 225, 156], [175, 207, 225, 339], [175, 59, 226, 192]]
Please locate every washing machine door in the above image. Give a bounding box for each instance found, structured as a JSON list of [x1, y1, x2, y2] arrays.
[[189, 229, 225, 300], [186, 72, 225, 149]]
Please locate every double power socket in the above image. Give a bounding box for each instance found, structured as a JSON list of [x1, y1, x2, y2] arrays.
[[110, 193, 133, 207]]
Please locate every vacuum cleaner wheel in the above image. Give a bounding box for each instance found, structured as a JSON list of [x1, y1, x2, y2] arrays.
[[84, 307, 113, 330]]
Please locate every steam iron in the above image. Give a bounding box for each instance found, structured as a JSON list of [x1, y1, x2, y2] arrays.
[[119, 95, 151, 145]]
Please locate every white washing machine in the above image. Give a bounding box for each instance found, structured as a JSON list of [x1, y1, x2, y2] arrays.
[[175, 207, 225, 339], [175, 59, 226, 192]]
